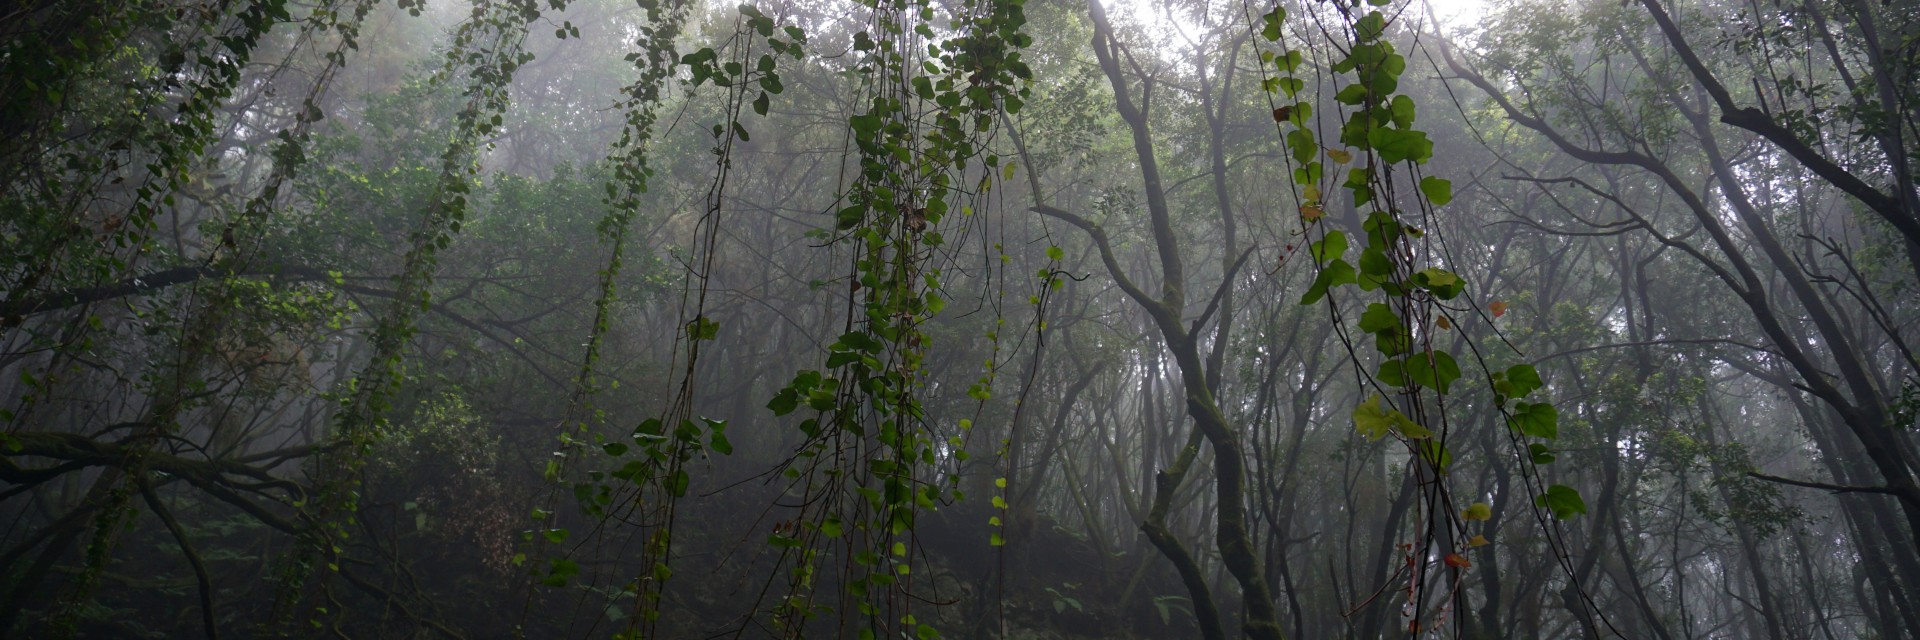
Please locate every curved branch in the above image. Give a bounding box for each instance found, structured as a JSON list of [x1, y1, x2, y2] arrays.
[[1633, 0, 1919, 250], [4, 431, 313, 534], [135, 472, 220, 640], [1189, 246, 1254, 337], [1088, 0, 1184, 311], [0, 263, 326, 319], [1030, 205, 1179, 334], [1, 263, 570, 389]]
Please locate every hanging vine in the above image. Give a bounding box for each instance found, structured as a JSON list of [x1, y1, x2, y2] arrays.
[[737, 0, 1035, 636], [1249, 0, 1605, 634]]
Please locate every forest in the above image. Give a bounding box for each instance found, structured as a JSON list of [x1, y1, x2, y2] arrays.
[[1, 0, 1916, 637]]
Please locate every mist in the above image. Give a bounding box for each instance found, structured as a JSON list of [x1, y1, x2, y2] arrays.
[[3, 0, 1917, 637]]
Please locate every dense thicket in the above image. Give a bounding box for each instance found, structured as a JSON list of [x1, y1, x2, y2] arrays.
[[1, 0, 1916, 637]]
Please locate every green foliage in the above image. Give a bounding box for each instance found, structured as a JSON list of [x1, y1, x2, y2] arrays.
[[1418, 176, 1452, 206], [1536, 484, 1589, 520], [1507, 402, 1558, 439], [1152, 595, 1193, 626], [11, 0, 1888, 634], [1653, 428, 1805, 538], [1043, 585, 1084, 614], [1353, 394, 1431, 441], [723, 0, 1036, 633], [1265, 0, 1588, 616]]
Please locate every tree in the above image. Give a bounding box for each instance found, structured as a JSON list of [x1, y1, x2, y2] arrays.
[[5, 0, 1919, 636]]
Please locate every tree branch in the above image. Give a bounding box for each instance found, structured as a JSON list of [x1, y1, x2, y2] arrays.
[[135, 472, 220, 640], [1748, 471, 1906, 497], [0, 263, 325, 319], [1633, 0, 1920, 249], [1029, 205, 1176, 331], [1188, 246, 1254, 337]]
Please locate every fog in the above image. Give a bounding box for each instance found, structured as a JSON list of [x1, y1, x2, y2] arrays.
[[3, 0, 1917, 637]]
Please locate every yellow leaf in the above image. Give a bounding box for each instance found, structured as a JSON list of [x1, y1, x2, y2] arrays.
[[1303, 185, 1322, 202], [1462, 502, 1492, 521], [1468, 534, 1490, 547], [1352, 394, 1392, 441], [1355, 394, 1429, 440], [1435, 315, 1452, 330], [1300, 204, 1324, 221], [1394, 415, 1432, 440], [1327, 148, 1353, 164]]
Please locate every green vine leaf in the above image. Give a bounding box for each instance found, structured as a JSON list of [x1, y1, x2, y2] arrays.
[[688, 316, 720, 340], [1368, 128, 1432, 164], [1390, 95, 1417, 128], [1537, 484, 1588, 520], [1300, 259, 1357, 305], [1508, 402, 1559, 439], [1353, 395, 1392, 440], [1418, 176, 1452, 206], [1411, 267, 1463, 299], [1377, 359, 1407, 387], [1352, 394, 1428, 440], [1311, 230, 1349, 265], [1358, 302, 1399, 334], [1406, 350, 1462, 394], [1501, 363, 1544, 399]]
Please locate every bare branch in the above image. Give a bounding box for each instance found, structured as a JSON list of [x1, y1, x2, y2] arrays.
[[1748, 472, 1906, 497]]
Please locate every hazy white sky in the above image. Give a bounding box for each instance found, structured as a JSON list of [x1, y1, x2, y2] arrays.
[[1111, 0, 1492, 42], [1423, 0, 1493, 26]]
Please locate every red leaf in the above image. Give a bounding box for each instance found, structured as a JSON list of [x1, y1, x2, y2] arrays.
[[1444, 553, 1472, 568], [1489, 300, 1508, 318]]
